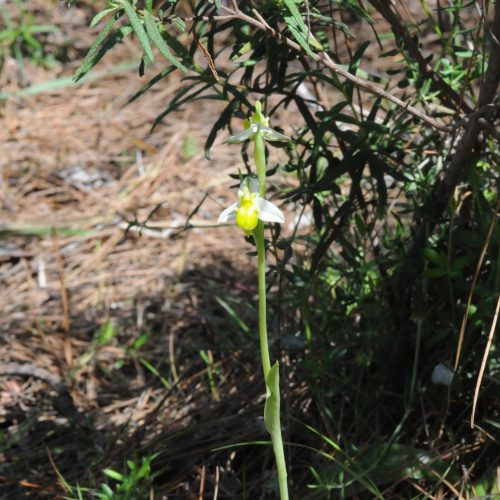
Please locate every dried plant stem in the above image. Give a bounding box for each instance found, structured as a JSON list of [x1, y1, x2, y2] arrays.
[[471, 295, 500, 428]]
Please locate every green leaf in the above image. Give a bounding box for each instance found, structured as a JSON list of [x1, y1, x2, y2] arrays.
[[122, 0, 154, 65], [451, 254, 473, 271], [284, 15, 316, 58], [74, 13, 119, 81], [279, 0, 319, 58], [214, 294, 250, 332], [90, 7, 118, 28], [144, 12, 187, 71], [282, 0, 308, 34], [103, 469, 125, 482], [137, 456, 152, 479], [96, 320, 116, 345], [264, 362, 281, 436], [422, 268, 448, 278], [231, 41, 252, 61], [139, 358, 172, 389], [422, 248, 447, 269], [133, 332, 149, 349], [173, 16, 186, 33], [151, 82, 212, 130], [127, 65, 177, 103]]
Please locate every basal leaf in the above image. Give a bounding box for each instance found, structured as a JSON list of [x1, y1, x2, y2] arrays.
[[264, 362, 280, 437]]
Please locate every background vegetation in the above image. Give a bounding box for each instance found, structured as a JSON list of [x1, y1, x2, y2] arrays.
[[0, 0, 499, 498]]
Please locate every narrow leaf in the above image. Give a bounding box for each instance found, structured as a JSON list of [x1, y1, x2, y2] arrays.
[[122, 0, 154, 64], [144, 12, 187, 71], [205, 99, 237, 159], [76, 25, 133, 82], [74, 13, 118, 81], [90, 7, 117, 28], [151, 82, 212, 130], [285, 17, 316, 59], [422, 248, 447, 269], [103, 469, 124, 482], [127, 65, 176, 103]]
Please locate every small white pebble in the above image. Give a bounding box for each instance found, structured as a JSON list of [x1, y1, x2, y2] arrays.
[[432, 363, 455, 386]]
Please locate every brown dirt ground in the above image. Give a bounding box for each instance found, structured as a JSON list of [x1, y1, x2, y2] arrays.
[[0, 2, 295, 497]]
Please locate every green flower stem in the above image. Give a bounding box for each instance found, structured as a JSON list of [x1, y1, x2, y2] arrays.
[[254, 132, 266, 198], [253, 132, 289, 500], [256, 222, 271, 379], [271, 423, 288, 500]]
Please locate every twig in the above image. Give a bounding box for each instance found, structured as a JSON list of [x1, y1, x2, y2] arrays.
[[0, 362, 62, 389], [478, 116, 500, 141], [198, 465, 206, 500], [213, 465, 220, 500], [450, 103, 499, 131]]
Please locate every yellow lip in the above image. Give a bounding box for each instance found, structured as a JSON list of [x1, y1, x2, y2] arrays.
[[236, 189, 259, 234]]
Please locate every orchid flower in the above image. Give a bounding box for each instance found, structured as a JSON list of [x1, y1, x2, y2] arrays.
[[218, 177, 285, 235]]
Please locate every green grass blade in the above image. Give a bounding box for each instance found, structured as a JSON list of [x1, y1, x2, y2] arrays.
[[139, 357, 172, 389], [214, 295, 250, 333]]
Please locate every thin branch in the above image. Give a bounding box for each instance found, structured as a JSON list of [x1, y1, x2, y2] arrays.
[[478, 117, 500, 141]]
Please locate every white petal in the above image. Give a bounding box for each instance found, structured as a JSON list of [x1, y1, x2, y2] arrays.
[[257, 198, 285, 223], [218, 202, 238, 223]]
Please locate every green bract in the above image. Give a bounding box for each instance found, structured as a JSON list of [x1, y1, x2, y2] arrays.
[[224, 102, 290, 144]]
